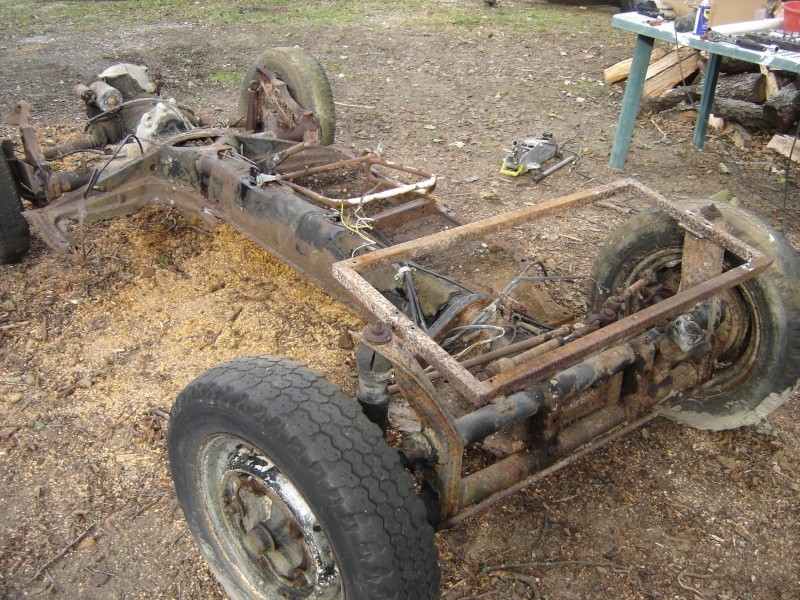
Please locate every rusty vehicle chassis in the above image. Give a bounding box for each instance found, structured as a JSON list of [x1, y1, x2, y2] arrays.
[[17, 128, 768, 527], [333, 178, 769, 525]]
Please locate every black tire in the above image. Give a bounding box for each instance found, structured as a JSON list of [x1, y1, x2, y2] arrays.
[[619, 0, 638, 12], [168, 355, 439, 600], [238, 47, 336, 145], [589, 202, 800, 430], [0, 143, 30, 263]]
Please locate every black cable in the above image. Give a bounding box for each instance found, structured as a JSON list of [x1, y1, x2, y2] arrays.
[[783, 117, 800, 233], [406, 261, 478, 294], [83, 134, 144, 199]]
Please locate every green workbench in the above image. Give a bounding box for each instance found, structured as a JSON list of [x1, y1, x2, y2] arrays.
[[609, 12, 800, 170]]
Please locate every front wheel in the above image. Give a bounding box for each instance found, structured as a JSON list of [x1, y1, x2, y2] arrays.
[[168, 356, 439, 600], [589, 201, 800, 430], [0, 141, 30, 263]]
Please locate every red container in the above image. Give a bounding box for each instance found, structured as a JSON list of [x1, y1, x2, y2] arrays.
[[785, 1, 800, 33]]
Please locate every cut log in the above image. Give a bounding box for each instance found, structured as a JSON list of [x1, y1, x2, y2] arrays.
[[604, 48, 669, 85], [644, 50, 702, 97], [714, 73, 766, 103], [760, 65, 779, 99], [767, 134, 800, 163], [719, 57, 761, 74], [640, 85, 700, 114], [711, 98, 773, 131], [764, 83, 800, 132]]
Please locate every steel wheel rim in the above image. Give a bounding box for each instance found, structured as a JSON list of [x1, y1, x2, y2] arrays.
[[197, 435, 343, 599]]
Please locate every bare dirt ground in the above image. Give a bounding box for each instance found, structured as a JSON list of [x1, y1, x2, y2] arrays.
[[1, 1, 799, 598]]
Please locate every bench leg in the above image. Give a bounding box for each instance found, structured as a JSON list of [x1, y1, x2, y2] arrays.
[[609, 34, 654, 171], [693, 52, 721, 149]]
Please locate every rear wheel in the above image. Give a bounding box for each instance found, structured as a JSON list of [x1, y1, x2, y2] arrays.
[[590, 201, 800, 430], [0, 141, 30, 263], [238, 47, 336, 145], [168, 355, 439, 600]]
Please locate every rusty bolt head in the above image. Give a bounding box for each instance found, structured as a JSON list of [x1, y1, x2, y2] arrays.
[[599, 307, 618, 325], [289, 521, 304, 540], [292, 572, 310, 588], [225, 495, 245, 518], [700, 203, 722, 220], [363, 322, 391, 345]]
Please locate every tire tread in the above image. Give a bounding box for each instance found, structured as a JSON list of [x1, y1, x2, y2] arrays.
[[169, 355, 439, 600]]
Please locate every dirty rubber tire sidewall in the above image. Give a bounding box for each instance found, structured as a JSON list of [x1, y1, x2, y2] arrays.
[[238, 47, 336, 145], [589, 202, 800, 430], [168, 355, 439, 600], [0, 150, 30, 263], [619, 0, 638, 12]]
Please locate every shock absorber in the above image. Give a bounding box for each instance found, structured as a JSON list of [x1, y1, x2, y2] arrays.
[[355, 340, 393, 433]]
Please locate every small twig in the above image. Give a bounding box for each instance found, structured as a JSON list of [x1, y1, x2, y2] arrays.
[[203, 307, 244, 348], [559, 234, 584, 243], [14, 397, 33, 412], [171, 530, 188, 545], [681, 571, 716, 580], [86, 566, 115, 577], [492, 571, 542, 600], [0, 321, 30, 331], [479, 559, 631, 578], [453, 593, 494, 600], [595, 200, 631, 214], [553, 494, 579, 504], [28, 523, 95, 582], [677, 570, 708, 598], [39, 316, 48, 341], [439, 535, 471, 566], [650, 117, 669, 142], [334, 101, 376, 109], [148, 408, 170, 420], [184, 224, 214, 237], [131, 496, 163, 520]]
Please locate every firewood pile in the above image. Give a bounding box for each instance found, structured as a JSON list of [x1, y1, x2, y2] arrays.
[[605, 47, 800, 159]]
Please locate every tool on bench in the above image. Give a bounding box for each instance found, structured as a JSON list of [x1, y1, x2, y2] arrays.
[[741, 30, 800, 52], [499, 133, 576, 181], [705, 30, 778, 52]]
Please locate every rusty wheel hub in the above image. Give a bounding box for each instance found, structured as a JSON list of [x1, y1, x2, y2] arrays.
[[198, 437, 342, 599]]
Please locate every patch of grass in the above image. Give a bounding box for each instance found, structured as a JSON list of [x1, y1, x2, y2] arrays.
[[0, 0, 373, 33], [208, 68, 240, 86], [0, 0, 604, 36], [569, 78, 605, 91]]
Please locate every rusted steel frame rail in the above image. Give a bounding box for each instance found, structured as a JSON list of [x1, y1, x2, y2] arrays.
[[332, 179, 770, 406]]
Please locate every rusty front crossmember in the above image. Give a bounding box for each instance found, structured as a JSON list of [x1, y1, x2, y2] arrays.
[[332, 178, 771, 525]]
